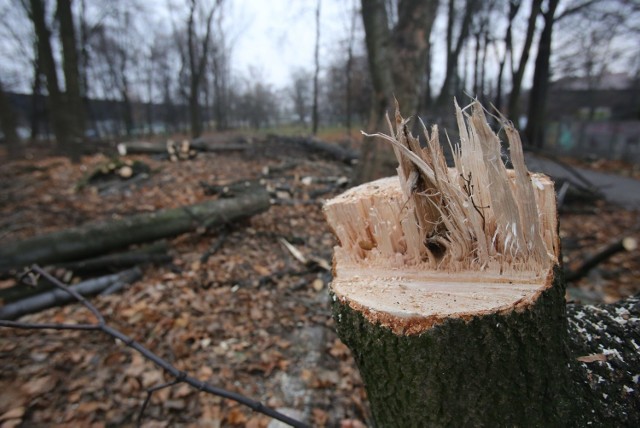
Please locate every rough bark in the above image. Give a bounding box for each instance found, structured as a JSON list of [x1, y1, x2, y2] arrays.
[[0, 268, 142, 320], [567, 296, 640, 426], [0, 188, 270, 272], [332, 267, 580, 426]]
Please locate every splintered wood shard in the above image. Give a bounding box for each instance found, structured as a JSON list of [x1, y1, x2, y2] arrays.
[[324, 100, 560, 333]]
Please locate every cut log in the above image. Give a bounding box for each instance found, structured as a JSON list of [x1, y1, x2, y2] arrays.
[[0, 188, 270, 272], [117, 140, 247, 157], [268, 134, 358, 164], [566, 236, 637, 282], [55, 241, 172, 274], [324, 102, 585, 425], [0, 268, 142, 320]]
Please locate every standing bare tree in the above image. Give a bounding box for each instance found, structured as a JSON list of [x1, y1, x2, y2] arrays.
[[494, 0, 521, 112], [0, 79, 21, 158], [435, 0, 478, 110], [185, 0, 221, 138], [356, 0, 439, 184], [311, 0, 321, 135], [507, 0, 542, 121], [26, 0, 80, 160], [57, 0, 84, 140]]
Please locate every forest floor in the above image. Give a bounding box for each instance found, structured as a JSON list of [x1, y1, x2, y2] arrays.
[[0, 135, 639, 427]]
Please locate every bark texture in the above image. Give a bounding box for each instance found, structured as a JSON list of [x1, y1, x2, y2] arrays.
[[332, 267, 581, 427]]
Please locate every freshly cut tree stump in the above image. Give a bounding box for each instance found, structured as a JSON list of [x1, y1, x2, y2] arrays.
[[324, 102, 581, 426]]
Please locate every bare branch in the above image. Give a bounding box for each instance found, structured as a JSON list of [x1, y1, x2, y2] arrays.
[[0, 265, 309, 428]]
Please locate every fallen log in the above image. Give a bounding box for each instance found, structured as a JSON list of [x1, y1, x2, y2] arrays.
[[55, 241, 172, 274], [117, 140, 247, 157], [565, 236, 637, 282], [268, 134, 358, 164], [0, 267, 142, 320], [0, 188, 271, 272], [324, 102, 590, 425]]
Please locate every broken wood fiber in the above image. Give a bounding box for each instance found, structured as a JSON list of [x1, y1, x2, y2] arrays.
[[324, 101, 583, 426], [0, 188, 270, 272]]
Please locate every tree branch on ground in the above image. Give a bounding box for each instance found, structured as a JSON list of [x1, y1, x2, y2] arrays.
[[0, 265, 308, 428]]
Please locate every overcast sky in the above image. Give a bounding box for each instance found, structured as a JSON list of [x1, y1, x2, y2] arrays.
[[229, 0, 358, 88]]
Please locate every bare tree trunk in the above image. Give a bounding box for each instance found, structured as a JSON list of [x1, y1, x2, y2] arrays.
[[57, 0, 84, 144], [28, 0, 74, 159], [525, 0, 559, 148], [311, 0, 321, 135], [436, 0, 478, 110], [508, 0, 542, 120], [187, 0, 218, 139], [495, 0, 520, 112], [0, 79, 21, 158], [30, 46, 43, 141], [345, 3, 357, 138], [355, 0, 438, 184]]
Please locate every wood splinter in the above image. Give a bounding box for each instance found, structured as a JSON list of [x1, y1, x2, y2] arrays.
[[324, 101, 582, 426]]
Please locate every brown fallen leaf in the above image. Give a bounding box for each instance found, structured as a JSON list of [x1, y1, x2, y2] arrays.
[[0, 407, 25, 422], [21, 375, 56, 397], [225, 407, 248, 425]]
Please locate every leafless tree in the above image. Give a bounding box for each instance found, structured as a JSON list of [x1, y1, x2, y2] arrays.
[[435, 0, 479, 110], [356, 0, 439, 183], [507, 0, 542, 121], [289, 69, 312, 126], [183, 0, 222, 138], [311, 0, 321, 134], [0, 78, 21, 158], [24, 0, 83, 160]]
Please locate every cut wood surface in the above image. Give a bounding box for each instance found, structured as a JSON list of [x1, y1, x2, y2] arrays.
[[0, 267, 142, 320], [324, 102, 582, 426], [0, 188, 270, 272]]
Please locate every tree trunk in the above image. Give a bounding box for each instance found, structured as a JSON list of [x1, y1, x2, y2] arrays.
[[525, 0, 559, 148], [0, 188, 270, 272], [57, 0, 84, 144], [29, 0, 73, 158], [355, 0, 438, 184], [508, 0, 542, 121], [311, 0, 321, 135], [325, 101, 584, 426], [435, 0, 477, 110], [0, 79, 22, 158]]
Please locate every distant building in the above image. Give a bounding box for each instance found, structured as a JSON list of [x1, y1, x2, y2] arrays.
[[546, 72, 640, 121], [541, 72, 640, 161]]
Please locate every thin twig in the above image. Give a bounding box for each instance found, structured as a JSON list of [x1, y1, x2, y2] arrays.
[[0, 265, 309, 428]]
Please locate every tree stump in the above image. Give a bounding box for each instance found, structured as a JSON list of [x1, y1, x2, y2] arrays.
[[324, 102, 582, 426]]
